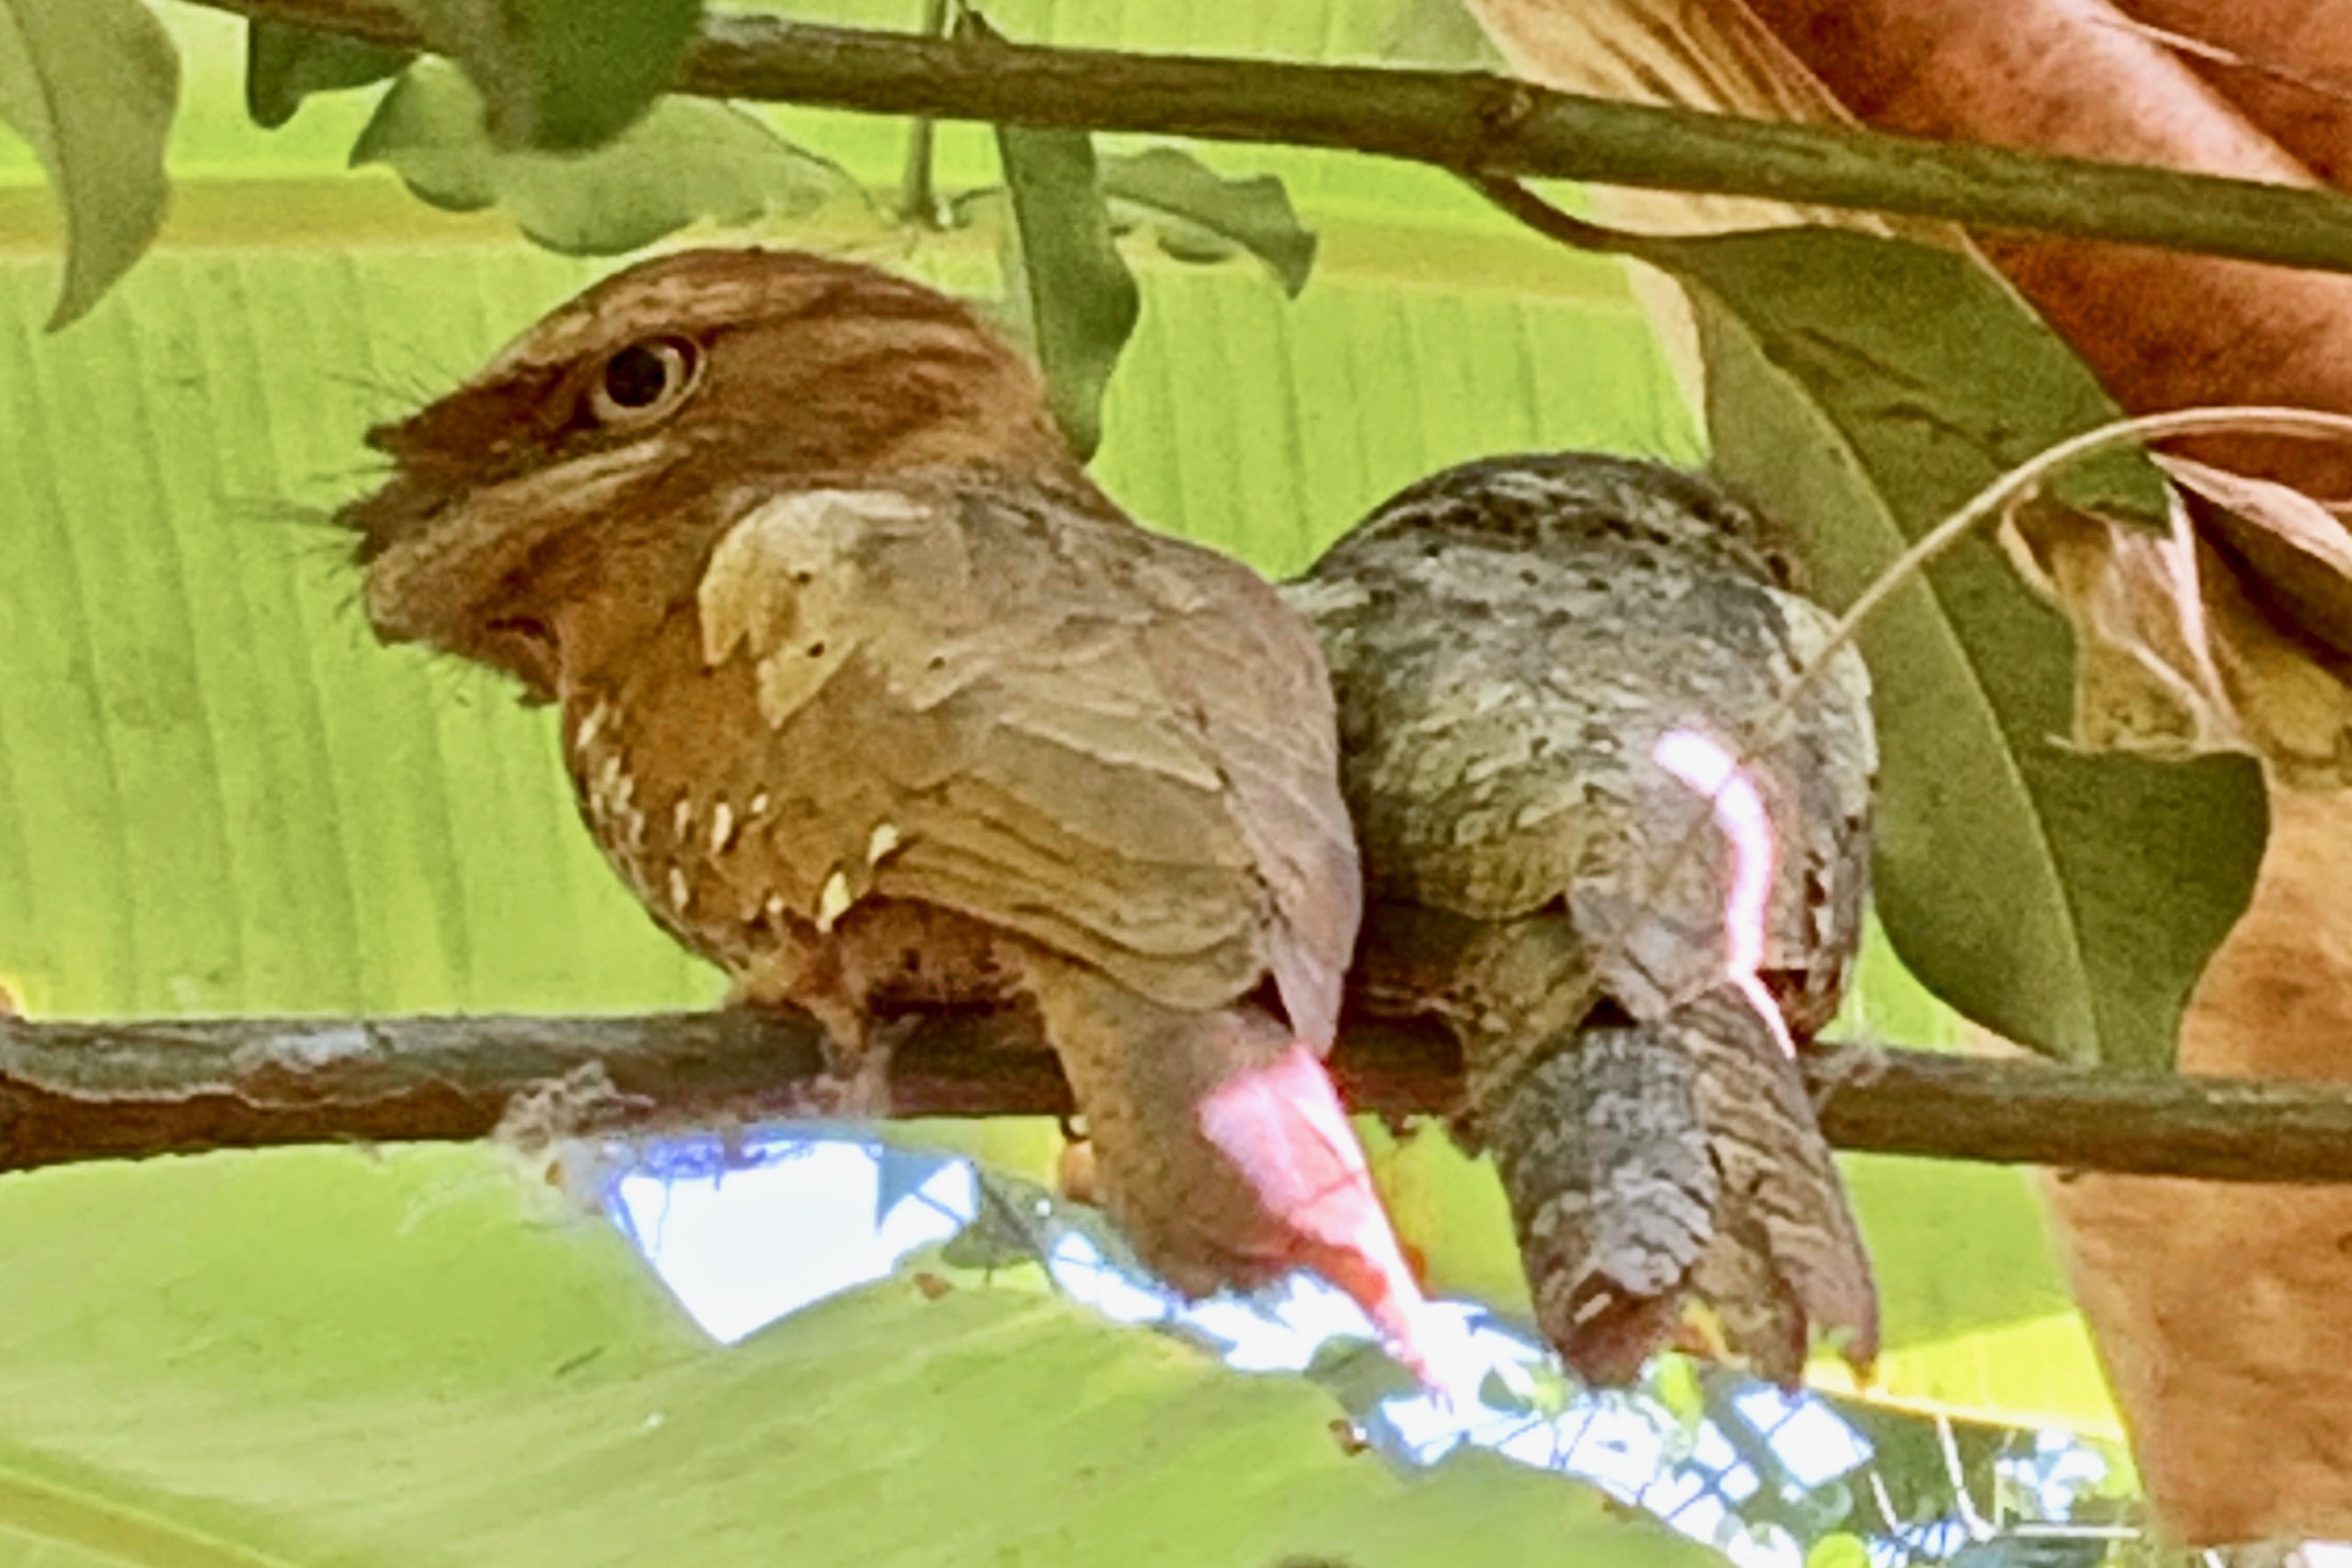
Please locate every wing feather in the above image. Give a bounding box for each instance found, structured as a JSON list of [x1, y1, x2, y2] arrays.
[[695, 485, 1358, 1032]]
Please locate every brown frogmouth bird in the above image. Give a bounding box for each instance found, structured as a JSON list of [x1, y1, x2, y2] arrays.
[[341, 248, 1433, 1365], [1288, 454, 1879, 1387]]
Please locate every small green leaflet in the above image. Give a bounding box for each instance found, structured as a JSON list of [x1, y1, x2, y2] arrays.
[[1101, 146, 1318, 297], [996, 124, 1140, 462], [351, 61, 850, 256], [0, 0, 178, 329], [245, 18, 412, 130], [401, 0, 704, 152]]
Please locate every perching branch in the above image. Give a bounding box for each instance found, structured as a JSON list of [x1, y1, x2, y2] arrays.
[[7, 1007, 2352, 1184], [187, 0, 2352, 276]]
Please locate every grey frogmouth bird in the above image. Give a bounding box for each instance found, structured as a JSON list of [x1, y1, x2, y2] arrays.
[[1289, 454, 1879, 1386]]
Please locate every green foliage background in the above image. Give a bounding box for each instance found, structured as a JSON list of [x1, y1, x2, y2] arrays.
[[0, 3, 2128, 1561]]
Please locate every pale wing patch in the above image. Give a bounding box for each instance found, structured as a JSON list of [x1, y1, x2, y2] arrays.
[[816, 869, 856, 933], [699, 489, 949, 727]]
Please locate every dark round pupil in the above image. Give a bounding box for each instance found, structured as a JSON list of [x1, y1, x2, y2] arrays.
[[602, 344, 673, 409]]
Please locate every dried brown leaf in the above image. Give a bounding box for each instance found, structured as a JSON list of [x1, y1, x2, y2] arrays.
[[2116, 0, 2352, 185], [1743, 0, 2352, 501], [1998, 456, 2352, 786], [1464, 0, 1872, 235], [1999, 494, 2242, 756], [2160, 451, 2352, 658], [1459, 0, 1919, 433]]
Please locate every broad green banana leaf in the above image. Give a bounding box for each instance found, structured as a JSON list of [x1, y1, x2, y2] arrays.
[[0, 1141, 1721, 1568]]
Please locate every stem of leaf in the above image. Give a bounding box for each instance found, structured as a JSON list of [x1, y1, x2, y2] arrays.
[[1808, 405, 2352, 708], [898, 0, 955, 227], [1658, 405, 2352, 1033]]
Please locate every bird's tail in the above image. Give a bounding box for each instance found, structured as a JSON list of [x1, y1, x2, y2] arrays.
[[1027, 954, 1443, 1380], [1484, 987, 1878, 1387]]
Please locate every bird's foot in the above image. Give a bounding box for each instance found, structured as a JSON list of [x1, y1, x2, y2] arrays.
[[1055, 1114, 1100, 1206], [809, 1013, 914, 1121]]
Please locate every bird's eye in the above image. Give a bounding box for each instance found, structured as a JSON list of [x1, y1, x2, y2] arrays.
[[589, 337, 701, 425]]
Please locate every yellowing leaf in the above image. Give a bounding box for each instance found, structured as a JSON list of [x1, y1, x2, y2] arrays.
[[0, 0, 179, 328], [1807, 1533, 1872, 1568], [2000, 454, 2352, 788]]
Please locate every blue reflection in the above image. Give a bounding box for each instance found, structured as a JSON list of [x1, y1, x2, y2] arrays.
[[598, 1128, 1915, 1568]]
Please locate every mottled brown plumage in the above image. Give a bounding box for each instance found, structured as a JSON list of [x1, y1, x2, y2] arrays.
[[343, 248, 1420, 1335], [1290, 454, 1879, 1387]]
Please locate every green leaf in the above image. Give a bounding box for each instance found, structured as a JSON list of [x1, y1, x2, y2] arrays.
[[0, 1144, 1721, 1567], [1805, 1533, 1872, 1568], [996, 124, 1140, 460], [244, 18, 412, 130], [1659, 225, 2267, 1068], [0, 0, 178, 328], [1382, 0, 1508, 68], [351, 61, 849, 255], [406, 0, 703, 152], [1101, 146, 1319, 296], [1303, 1334, 1425, 1413]]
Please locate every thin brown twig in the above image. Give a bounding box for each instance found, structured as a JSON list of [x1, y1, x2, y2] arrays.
[[6, 1009, 2352, 1185], [177, 0, 2352, 277]]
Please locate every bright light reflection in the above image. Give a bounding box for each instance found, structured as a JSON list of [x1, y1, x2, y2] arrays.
[[1999, 1431, 2112, 1516], [608, 1136, 975, 1344], [1734, 1385, 1876, 1487], [1724, 1524, 1802, 1568], [600, 1130, 1867, 1564], [1045, 1231, 1177, 1327]]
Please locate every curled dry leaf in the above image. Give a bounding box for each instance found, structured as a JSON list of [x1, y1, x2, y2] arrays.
[[1460, 0, 1915, 408], [2000, 454, 2352, 786], [2114, 0, 2352, 186], [2169, 451, 2352, 659], [1463, 0, 1875, 235]]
